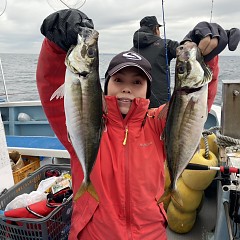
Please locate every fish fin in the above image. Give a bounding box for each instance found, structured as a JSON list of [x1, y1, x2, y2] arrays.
[[87, 182, 99, 202], [50, 84, 65, 101], [158, 102, 169, 120], [102, 93, 108, 114], [77, 34, 83, 44], [101, 93, 108, 132], [157, 190, 171, 205], [196, 144, 200, 153], [74, 181, 87, 201], [160, 127, 166, 141], [73, 181, 99, 202], [186, 94, 199, 114], [171, 189, 183, 207], [157, 189, 183, 207], [67, 132, 72, 144]]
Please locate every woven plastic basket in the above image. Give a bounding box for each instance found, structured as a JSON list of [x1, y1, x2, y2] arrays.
[[0, 164, 72, 240], [12, 155, 41, 184]]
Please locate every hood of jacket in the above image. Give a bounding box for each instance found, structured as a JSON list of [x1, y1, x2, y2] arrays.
[[133, 26, 160, 48]]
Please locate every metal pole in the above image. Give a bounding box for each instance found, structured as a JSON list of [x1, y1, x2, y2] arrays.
[[0, 57, 9, 102]]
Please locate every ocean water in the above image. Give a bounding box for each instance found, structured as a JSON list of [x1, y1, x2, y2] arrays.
[[0, 53, 239, 106]]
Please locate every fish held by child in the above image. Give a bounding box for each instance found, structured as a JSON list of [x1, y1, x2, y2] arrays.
[[50, 28, 105, 202], [158, 42, 212, 206]]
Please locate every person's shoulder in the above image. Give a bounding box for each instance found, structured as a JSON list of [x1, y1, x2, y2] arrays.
[[151, 37, 165, 46], [153, 38, 178, 48]]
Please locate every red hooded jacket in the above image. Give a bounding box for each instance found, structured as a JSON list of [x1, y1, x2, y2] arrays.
[[36, 38, 219, 239]]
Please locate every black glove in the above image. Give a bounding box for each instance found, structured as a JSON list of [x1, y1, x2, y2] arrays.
[[226, 28, 240, 51], [40, 9, 94, 52], [181, 21, 240, 62]]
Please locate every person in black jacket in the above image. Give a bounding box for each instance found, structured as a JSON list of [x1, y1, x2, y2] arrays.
[[131, 16, 240, 108], [131, 16, 178, 108]]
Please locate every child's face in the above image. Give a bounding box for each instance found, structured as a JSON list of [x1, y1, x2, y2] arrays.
[[107, 66, 148, 115]]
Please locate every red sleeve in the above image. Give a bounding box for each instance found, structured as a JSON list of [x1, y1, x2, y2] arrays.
[[36, 38, 83, 193], [205, 55, 219, 112]]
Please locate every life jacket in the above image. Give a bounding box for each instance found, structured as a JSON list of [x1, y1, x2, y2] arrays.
[[4, 189, 72, 220], [4, 199, 58, 220]]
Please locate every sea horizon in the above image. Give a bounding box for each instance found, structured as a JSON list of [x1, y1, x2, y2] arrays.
[[0, 53, 239, 105]]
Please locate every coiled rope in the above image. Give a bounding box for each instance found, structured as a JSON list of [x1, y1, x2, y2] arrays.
[[201, 126, 220, 159], [202, 126, 240, 158], [202, 130, 211, 159]]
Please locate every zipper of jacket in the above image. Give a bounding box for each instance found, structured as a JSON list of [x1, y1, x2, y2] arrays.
[[123, 125, 132, 239], [123, 126, 128, 145]]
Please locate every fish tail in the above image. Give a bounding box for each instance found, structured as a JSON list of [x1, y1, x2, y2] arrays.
[[171, 189, 183, 207], [74, 182, 87, 201], [87, 181, 99, 202], [73, 181, 99, 202], [157, 189, 183, 207], [157, 190, 171, 205]]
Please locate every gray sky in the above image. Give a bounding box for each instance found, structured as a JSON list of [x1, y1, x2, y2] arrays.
[[0, 0, 239, 56]]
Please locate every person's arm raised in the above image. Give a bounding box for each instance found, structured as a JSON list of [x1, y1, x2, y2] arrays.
[[181, 21, 240, 62]]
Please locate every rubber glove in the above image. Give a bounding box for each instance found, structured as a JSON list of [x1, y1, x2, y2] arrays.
[[40, 9, 94, 52], [181, 21, 240, 62]]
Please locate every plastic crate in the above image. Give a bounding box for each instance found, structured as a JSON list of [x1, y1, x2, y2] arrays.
[[0, 164, 72, 240], [12, 155, 41, 184]]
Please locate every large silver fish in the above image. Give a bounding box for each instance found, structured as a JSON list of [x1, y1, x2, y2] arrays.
[[159, 42, 212, 205], [51, 28, 104, 202]]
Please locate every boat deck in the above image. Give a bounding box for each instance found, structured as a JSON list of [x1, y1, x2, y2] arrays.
[[6, 136, 70, 158], [167, 184, 217, 240]]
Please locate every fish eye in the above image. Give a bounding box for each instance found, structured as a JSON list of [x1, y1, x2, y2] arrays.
[[87, 47, 96, 58], [177, 63, 185, 74], [79, 71, 89, 77]]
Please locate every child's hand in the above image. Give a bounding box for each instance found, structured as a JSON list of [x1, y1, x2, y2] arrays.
[[40, 9, 94, 52], [181, 22, 240, 62]]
